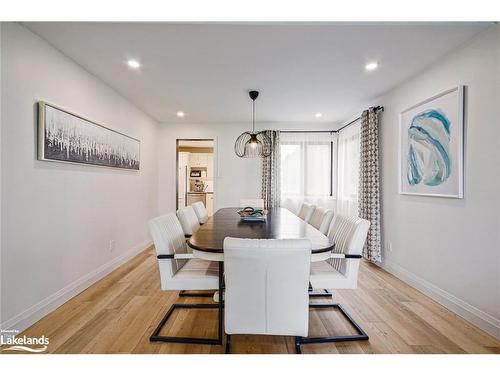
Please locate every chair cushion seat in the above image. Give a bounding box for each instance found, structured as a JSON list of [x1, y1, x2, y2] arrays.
[[310, 260, 345, 277], [309, 260, 355, 290], [167, 258, 220, 290], [178, 258, 219, 277]]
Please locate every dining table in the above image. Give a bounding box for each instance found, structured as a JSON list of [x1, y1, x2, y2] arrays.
[[182, 206, 335, 346], [188, 207, 335, 261]]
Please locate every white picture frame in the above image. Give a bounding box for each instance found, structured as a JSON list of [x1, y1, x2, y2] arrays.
[[399, 86, 464, 198]]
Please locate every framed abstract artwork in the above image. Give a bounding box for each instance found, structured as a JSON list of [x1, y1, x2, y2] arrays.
[[38, 102, 140, 170], [399, 86, 464, 198]]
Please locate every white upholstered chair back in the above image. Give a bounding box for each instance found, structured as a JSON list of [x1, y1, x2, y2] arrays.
[[176, 206, 201, 236], [327, 215, 370, 284], [191, 201, 209, 224], [239, 198, 264, 209], [149, 213, 188, 290], [298, 202, 316, 223], [280, 198, 300, 215], [223, 238, 311, 337], [308, 207, 334, 235]]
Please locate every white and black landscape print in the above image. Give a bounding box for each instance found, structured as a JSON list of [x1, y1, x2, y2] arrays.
[[399, 86, 463, 198], [39, 103, 140, 170]]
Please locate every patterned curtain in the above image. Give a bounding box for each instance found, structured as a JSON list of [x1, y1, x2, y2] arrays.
[[359, 108, 382, 263], [261, 130, 280, 209]]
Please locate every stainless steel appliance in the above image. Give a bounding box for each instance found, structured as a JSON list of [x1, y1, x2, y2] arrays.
[[190, 170, 202, 177]]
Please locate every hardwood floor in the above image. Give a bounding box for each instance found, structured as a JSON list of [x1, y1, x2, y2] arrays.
[[7, 247, 500, 354]]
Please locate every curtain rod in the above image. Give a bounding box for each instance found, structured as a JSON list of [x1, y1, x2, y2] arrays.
[[335, 106, 384, 133], [281, 106, 384, 134], [280, 130, 335, 133]]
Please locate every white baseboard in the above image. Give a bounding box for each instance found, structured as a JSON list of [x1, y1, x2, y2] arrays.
[[382, 260, 500, 340], [0, 240, 152, 333]]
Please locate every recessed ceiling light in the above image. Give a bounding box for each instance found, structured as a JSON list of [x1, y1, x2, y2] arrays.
[[365, 62, 378, 71], [176, 111, 185, 118], [127, 59, 141, 69], [315, 113, 323, 118]]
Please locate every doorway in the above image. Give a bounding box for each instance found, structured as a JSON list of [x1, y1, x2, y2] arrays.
[[176, 139, 215, 216]]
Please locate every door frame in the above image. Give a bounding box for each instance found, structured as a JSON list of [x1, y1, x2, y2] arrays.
[[175, 138, 216, 211]]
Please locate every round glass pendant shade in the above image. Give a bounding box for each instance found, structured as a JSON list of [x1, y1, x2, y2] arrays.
[[234, 131, 271, 158]]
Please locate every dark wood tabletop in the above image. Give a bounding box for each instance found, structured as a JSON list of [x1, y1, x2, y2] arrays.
[[188, 207, 334, 254]]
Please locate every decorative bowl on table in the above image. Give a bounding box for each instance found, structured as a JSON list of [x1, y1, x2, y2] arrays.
[[237, 207, 267, 222]]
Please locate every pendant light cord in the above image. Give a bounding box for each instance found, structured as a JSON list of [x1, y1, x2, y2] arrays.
[[252, 99, 255, 132]]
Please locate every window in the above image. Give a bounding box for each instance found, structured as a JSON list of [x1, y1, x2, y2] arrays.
[[280, 132, 336, 200], [336, 120, 361, 216], [280, 144, 302, 196], [279, 126, 361, 216]]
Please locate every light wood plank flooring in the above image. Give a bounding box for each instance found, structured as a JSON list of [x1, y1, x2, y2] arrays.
[[6, 247, 500, 354]]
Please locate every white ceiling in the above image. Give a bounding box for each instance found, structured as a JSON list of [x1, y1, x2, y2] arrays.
[[25, 22, 490, 125]]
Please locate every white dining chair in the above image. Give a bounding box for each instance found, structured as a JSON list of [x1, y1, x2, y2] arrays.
[[239, 198, 264, 209], [301, 214, 370, 348], [176, 206, 200, 236], [223, 237, 312, 354], [280, 197, 300, 215], [148, 213, 223, 345], [297, 202, 316, 223], [192, 201, 209, 224], [308, 207, 334, 235]]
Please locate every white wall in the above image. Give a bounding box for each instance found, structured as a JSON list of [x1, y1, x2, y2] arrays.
[[376, 25, 500, 338], [157, 122, 338, 214], [0, 23, 160, 331]]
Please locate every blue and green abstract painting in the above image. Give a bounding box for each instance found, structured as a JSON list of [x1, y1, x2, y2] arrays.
[[407, 109, 451, 186]]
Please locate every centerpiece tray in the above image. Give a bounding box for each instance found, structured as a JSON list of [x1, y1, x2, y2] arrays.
[[237, 207, 267, 222]]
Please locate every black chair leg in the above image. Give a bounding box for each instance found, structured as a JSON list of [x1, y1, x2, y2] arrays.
[[179, 290, 215, 298], [150, 263, 225, 346], [149, 303, 222, 345], [225, 334, 231, 354], [309, 288, 333, 298], [295, 336, 302, 354], [309, 283, 332, 298], [300, 303, 369, 346]]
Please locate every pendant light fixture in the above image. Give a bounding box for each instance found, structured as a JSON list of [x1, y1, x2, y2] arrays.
[[234, 90, 271, 158]]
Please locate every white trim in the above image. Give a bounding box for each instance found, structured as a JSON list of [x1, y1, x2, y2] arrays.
[[0, 240, 152, 333], [398, 85, 464, 199], [382, 260, 500, 340]]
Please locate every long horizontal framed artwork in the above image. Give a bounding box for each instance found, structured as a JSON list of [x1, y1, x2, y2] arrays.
[[38, 102, 140, 170]]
